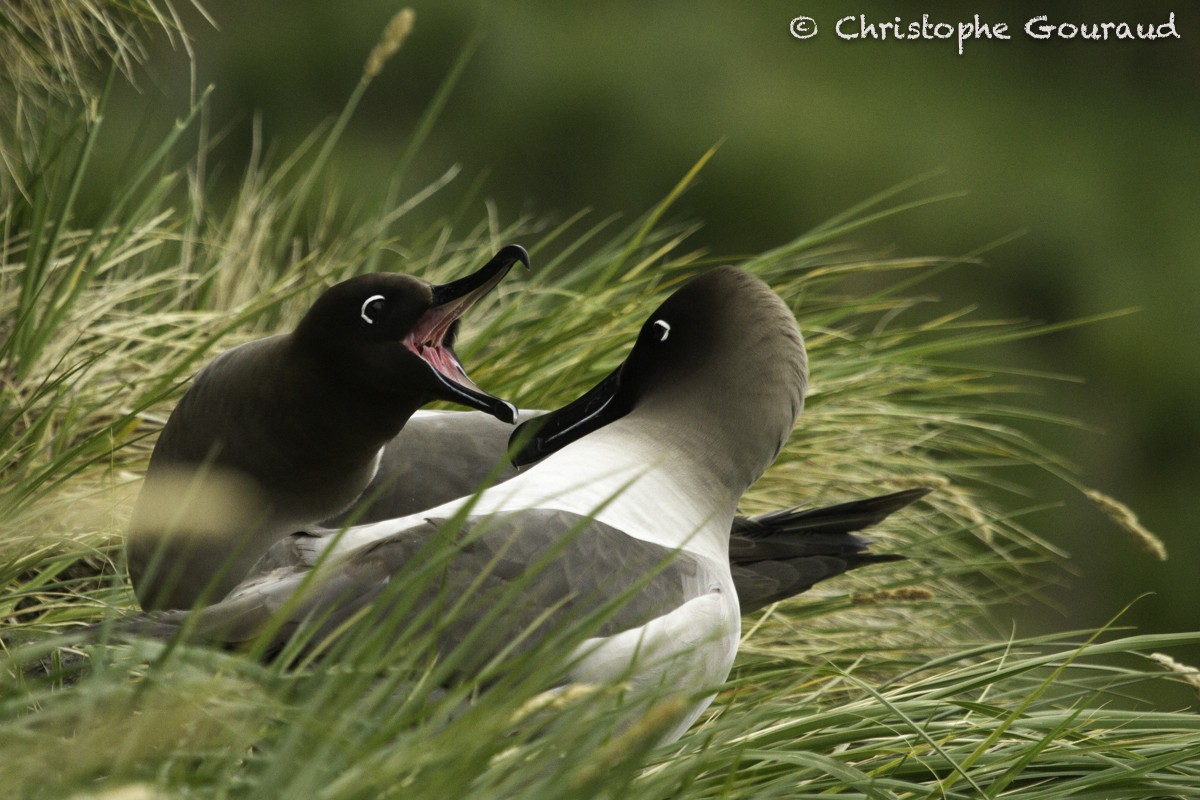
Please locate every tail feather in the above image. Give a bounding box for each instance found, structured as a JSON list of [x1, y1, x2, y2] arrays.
[[730, 488, 929, 613]]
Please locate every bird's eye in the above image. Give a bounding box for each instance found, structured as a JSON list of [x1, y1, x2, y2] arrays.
[[652, 319, 671, 342], [360, 294, 386, 325]]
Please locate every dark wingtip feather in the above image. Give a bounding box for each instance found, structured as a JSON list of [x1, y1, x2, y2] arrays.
[[729, 489, 930, 613], [736, 487, 932, 538]]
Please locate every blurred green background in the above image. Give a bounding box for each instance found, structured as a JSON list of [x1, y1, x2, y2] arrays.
[[105, 1, 1196, 649]]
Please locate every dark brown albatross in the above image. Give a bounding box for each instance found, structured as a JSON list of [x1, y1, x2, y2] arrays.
[[127, 245, 528, 611]]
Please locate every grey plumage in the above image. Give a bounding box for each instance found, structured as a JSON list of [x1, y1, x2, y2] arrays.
[[316, 409, 922, 614], [141, 510, 721, 673], [330, 410, 525, 524]]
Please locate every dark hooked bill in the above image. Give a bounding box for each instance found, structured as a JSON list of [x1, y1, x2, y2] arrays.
[[405, 245, 529, 423], [508, 362, 632, 466]]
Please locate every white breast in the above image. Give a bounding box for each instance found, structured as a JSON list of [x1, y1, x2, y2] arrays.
[[570, 588, 740, 742], [313, 422, 744, 742], [337, 425, 733, 566]]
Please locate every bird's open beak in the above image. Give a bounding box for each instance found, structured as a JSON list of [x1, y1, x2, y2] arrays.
[[404, 245, 529, 424]]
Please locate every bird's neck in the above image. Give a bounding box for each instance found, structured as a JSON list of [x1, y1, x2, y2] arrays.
[[281, 337, 426, 454]]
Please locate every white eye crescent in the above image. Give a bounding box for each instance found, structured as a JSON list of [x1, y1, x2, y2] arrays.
[[653, 319, 671, 342], [360, 294, 386, 324]]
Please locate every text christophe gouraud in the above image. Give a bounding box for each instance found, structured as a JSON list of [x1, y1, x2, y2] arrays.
[[788, 13, 1180, 55]]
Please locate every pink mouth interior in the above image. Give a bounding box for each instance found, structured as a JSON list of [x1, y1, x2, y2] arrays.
[[402, 298, 480, 391]]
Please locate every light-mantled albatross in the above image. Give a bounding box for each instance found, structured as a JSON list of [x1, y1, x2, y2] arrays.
[[287, 410, 923, 613], [126, 245, 528, 611]]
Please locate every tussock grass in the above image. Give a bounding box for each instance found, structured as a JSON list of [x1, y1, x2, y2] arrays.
[[2, 4, 1197, 798]]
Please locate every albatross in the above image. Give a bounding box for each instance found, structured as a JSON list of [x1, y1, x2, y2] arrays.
[[295, 409, 923, 614], [126, 245, 528, 611]]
